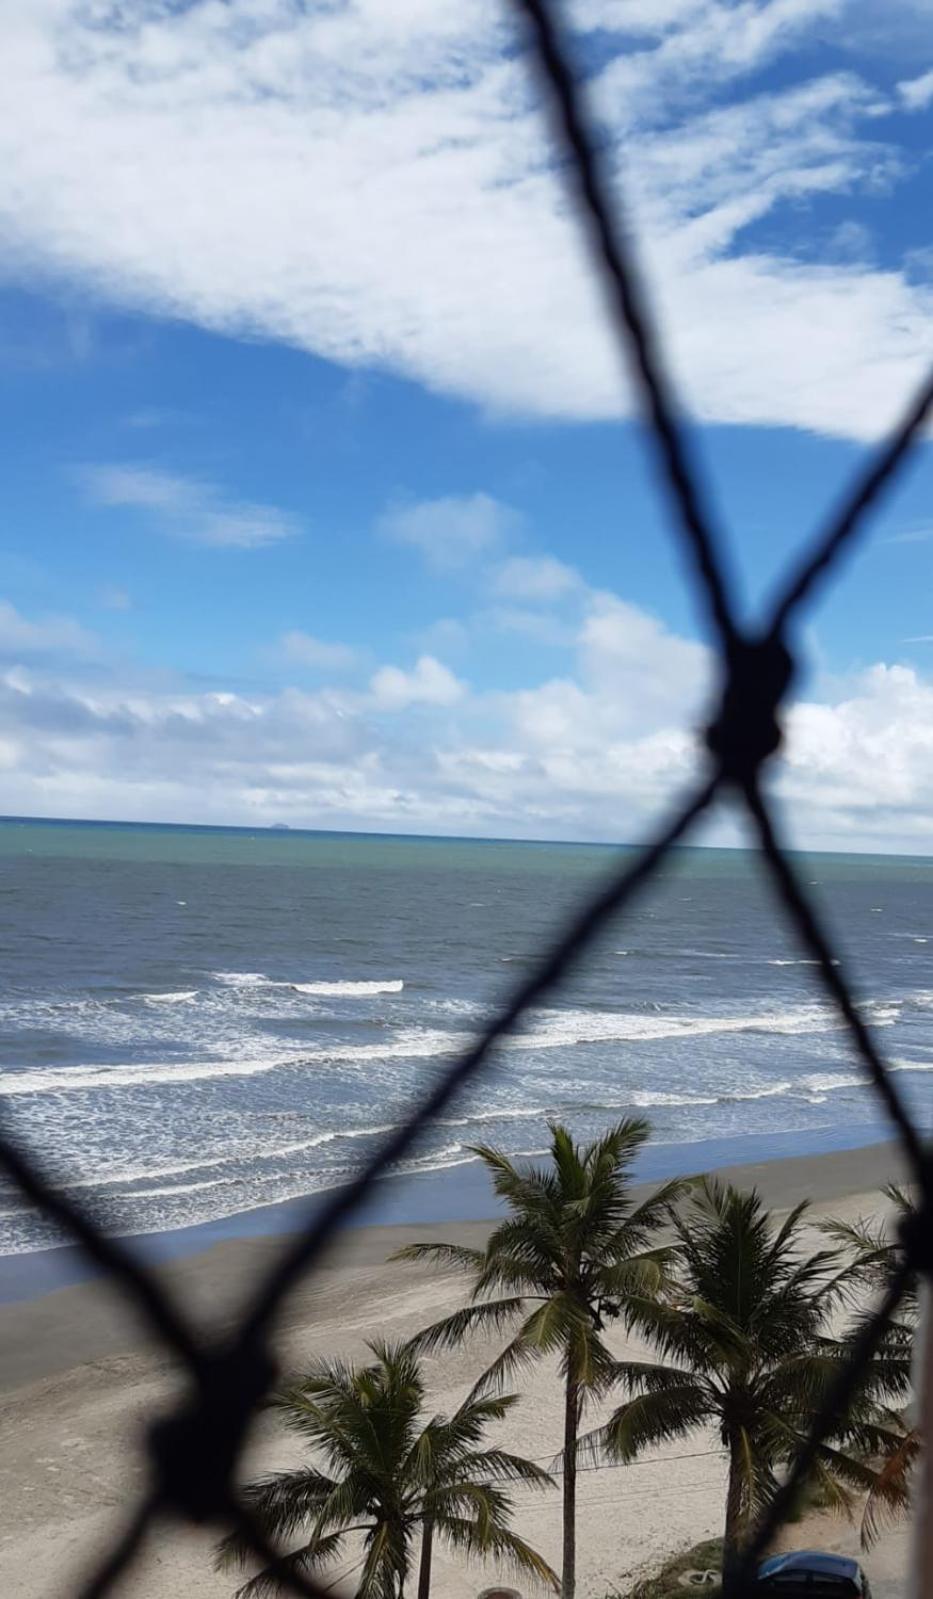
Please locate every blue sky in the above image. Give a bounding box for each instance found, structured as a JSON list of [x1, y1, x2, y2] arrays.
[[1, 0, 933, 850]]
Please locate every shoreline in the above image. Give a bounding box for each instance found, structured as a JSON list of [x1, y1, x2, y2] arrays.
[[0, 1120, 900, 1308], [0, 1135, 906, 1395]]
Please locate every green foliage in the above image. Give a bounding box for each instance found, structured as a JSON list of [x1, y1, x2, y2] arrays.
[[820, 1184, 921, 1548], [597, 1178, 912, 1561], [396, 1119, 684, 1402], [214, 1340, 556, 1599], [395, 1119, 684, 1598]]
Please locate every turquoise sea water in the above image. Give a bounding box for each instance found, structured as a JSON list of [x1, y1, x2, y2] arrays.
[[1, 817, 932, 1256]]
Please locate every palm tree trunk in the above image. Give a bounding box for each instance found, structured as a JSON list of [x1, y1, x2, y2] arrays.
[[417, 1514, 434, 1599], [562, 1375, 579, 1599], [723, 1431, 745, 1581]]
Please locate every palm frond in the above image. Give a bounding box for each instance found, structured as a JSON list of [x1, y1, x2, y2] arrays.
[[356, 1519, 408, 1599], [406, 1296, 526, 1355], [605, 1175, 691, 1249], [438, 1515, 559, 1591], [466, 1304, 561, 1398], [602, 1382, 711, 1462], [459, 1447, 554, 1487], [861, 1427, 920, 1549], [214, 1469, 342, 1565], [470, 1143, 553, 1210], [228, 1529, 348, 1599], [390, 1241, 488, 1275]]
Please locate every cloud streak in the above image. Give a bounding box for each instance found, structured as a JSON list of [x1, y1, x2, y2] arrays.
[[0, 599, 98, 659], [82, 465, 300, 548], [280, 631, 359, 672], [378, 494, 518, 570]]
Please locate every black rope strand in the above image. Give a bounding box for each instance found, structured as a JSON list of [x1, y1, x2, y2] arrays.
[[742, 776, 927, 1182], [514, 0, 739, 652], [76, 1489, 162, 1599], [240, 775, 718, 1344], [725, 1261, 915, 1596], [229, 1503, 334, 1599], [769, 367, 933, 635], [0, 1133, 202, 1368]]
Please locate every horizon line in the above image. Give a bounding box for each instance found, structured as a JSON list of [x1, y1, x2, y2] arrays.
[[1, 812, 931, 863]]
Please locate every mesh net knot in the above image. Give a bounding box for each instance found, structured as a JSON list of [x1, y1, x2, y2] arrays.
[[149, 1343, 277, 1522], [705, 635, 795, 784]]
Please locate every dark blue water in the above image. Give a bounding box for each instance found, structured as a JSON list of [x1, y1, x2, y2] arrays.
[[1, 818, 931, 1255]]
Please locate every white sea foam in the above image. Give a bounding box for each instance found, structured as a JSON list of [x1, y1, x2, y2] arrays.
[[0, 994, 893, 1098], [504, 1001, 858, 1049], [436, 1105, 547, 1128], [104, 1139, 471, 1208], [128, 1175, 240, 1200], [727, 1082, 796, 1101], [290, 980, 404, 996], [211, 971, 270, 987], [141, 990, 198, 1005], [767, 959, 839, 967], [801, 1072, 864, 1094], [210, 971, 403, 997], [862, 1000, 901, 1026], [632, 1090, 719, 1108], [31, 1121, 403, 1194], [0, 1029, 460, 1095], [0, 1057, 298, 1094]]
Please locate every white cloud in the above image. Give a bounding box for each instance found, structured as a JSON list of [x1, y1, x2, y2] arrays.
[[579, 594, 710, 723], [280, 631, 359, 671], [379, 493, 518, 570], [82, 465, 300, 548], [0, 599, 98, 657], [897, 67, 933, 110], [369, 654, 466, 709], [5, 593, 933, 850], [489, 556, 581, 603], [781, 664, 933, 843], [1, 1, 931, 440]]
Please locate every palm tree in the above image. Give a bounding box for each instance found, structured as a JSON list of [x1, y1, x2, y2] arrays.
[[215, 1340, 557, 1599], [597, 1178, 911, 1571], [393, 1118, 684, 1599], [822, 1184, 920, 1548]]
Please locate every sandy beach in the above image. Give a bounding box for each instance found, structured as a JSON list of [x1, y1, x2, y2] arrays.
[[0, 1143, 914, 1599]]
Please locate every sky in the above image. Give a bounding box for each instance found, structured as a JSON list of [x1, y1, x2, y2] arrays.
[[1, 0, 933, 852]]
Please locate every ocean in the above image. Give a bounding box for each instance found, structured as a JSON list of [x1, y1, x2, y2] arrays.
[[1, 817, 931, 1260]]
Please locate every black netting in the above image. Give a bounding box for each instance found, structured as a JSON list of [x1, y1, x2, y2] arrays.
[[3, 3, 932, 1596]]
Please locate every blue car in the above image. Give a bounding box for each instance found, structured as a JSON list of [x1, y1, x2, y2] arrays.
[[757, 1551, 872, 1596]]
